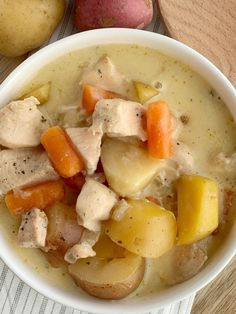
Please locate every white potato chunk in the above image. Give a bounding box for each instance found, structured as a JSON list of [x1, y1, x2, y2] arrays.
[[101, 138, 164, 197]]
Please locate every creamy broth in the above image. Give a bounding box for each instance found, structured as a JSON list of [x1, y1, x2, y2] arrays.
[[1, 44, 236, 297]]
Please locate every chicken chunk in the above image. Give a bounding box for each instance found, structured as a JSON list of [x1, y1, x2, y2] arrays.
[[17, 208, 48, 248], [156, 243, 207, 285], [91, 99, 147, 141], [0, 97, 50, 148], [66, 127, 102, 175], [76, 178, 118, 231], [81, 56, 128, 95], [64, 230, 100, 263], [0, 148, 59, 195]]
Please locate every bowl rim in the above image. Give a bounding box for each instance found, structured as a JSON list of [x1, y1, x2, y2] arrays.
[[0, 28, 236, 314]]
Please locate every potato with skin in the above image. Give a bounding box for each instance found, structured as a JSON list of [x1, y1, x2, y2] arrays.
[[46, 202, 83, 252], [44, 202, 83, 266], [74, 0, 153, 31], [69, 255, 144, 299], [42, 249, 66, 268], [155, 243, 207, 285], [68, 234, 145, 300], [105, 199, 177, 258], [101, 138, 164, 197], [0, 0, 65, 57]]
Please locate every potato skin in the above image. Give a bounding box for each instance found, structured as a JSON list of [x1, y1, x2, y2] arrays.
[[69, 259, 145, 300], [156, 244, 207, 285], [0, 0, 65, 57], [43, 202, 83, 267], [41, 249, 66, 268], [77, 262, 144, 299], [46, 203, 83, 253], [74, 0, 153, 31]]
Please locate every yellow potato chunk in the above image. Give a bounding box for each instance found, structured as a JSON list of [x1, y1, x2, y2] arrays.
[[68, 237, 144, 299], [177, 175, 219, 245], [101, 138, 163, 197], [20, 82, 51, 104], [93, 233, 126, 258], [133, 81, 158, 103], [105, 199, 177, 258]]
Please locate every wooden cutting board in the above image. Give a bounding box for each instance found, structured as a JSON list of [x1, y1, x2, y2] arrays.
[[158, 1, 236, 312], [157, 0, 236, 87]]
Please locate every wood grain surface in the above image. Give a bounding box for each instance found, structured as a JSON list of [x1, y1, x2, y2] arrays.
[[158, 1, 236, 312], [158, 0, 236, 87], [192, 255, 236, 314]]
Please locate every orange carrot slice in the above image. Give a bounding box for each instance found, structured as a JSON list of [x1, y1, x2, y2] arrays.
[[147, 101, 172, 159], [41, 126, 84, 178], [5, 180, 65, 216], [82, 84, 124, 113]]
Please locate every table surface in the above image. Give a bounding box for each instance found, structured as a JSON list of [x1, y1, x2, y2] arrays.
[[192, 255, 236, 314], [191, 257, 236, 314]]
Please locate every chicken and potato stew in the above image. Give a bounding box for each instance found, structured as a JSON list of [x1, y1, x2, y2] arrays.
[[0, 44, 236, 299]]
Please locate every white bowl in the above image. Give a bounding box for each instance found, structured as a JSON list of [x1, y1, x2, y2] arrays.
[[0, 29, 236, 314]]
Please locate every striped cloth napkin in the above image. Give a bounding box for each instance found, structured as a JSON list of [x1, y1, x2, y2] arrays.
[[0, 1, 195, 313]]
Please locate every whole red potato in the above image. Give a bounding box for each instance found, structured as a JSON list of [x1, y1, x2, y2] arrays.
[[74, 0, 153, 31]]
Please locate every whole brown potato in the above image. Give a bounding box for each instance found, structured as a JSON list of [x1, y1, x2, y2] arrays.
[[0, 0, 65, 57], [74, 0, 153, 31]]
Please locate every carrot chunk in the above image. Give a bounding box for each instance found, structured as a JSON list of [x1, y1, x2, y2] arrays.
[[82, 84, 123, 113], [41, 126, 84, 178], [147, 101, 172, 159], [5, 180, 65, 216]]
